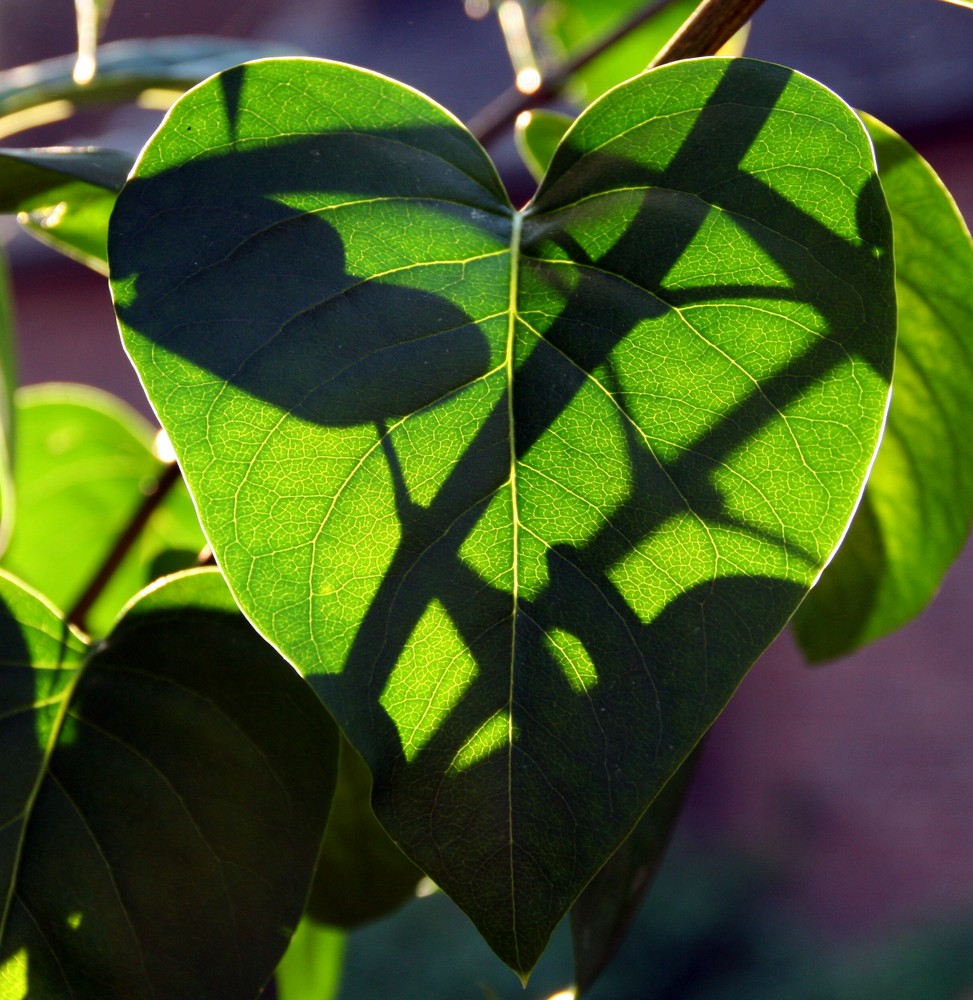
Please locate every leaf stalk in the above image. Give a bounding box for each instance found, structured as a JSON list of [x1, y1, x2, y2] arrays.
[[67, 459, 182, 631]]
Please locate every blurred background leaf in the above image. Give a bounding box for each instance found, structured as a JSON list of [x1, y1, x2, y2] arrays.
[[0, 383, 204, 636]]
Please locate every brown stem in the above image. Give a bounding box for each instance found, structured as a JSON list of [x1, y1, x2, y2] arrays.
[[470, 0, 770, 146], [67, 460, 182, 632], [469, 0, 679, 145], [649, 0, 769, 68]]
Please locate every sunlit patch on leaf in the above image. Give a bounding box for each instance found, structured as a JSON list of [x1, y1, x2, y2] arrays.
[[450, 710, 513, 773], [380, 599, 479, 761]]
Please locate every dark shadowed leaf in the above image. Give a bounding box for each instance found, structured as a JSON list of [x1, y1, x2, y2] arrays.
[[0, 147, 132, 271], [0, 384, 204, 636], [793, 116, 973, 661], [306, 735, 422, 928], [571, 748, 699, 995], [0, 567, 338, 998], [109, 57, 894, 975]]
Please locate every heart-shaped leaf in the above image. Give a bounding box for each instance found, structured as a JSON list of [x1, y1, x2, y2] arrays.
[[793, 116, 973, 660], [0, 568, 338, 998], [109, 56, 895, 974]]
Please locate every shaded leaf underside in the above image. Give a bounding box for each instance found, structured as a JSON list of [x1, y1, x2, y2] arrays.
[[0, 569, 337, 998], [110, 56, 894, 973]]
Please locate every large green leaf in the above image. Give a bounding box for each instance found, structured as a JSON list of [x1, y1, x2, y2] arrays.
[[0, 384, 204, 636], [109, 56, 895, 974], [792, 117, 973, 660], [0, 147, 132, 272], [0, 567, 338, 998]]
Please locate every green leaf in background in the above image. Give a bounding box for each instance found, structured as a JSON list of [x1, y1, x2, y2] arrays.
[[571, 748, 699, 995], [792, 116, 973, 661], [0, 147, 132, 272], [527, 0, 697, 103], [109, 56, 895, 975], [275, 920, 346, 1000], [0, 248, 15, 556], [0, 384, 205, 636], [306, 736, 423, 928], [514, 107, 571, 182], [0, 37, 297, 140], [523, 0, 747, 105], [0, 567, 338, 998]]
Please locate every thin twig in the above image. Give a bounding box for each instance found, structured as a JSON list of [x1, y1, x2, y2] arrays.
[[469, 0, 678, 144], [67, 460, 182, 632], [469, 0, 776, 145], [469, 0, 771, 145], [649, 0, 768, 68]]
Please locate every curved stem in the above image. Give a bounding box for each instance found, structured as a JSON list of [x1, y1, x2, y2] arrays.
[[67, 460, 182, 631], [649, 0, 767, 68], [470, 0, 770, 145]]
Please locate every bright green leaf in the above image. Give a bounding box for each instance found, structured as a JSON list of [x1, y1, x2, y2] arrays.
[[274, 919, 345, 1000], [522, 0, 746, 106], [0, 147, 132, 272], [306, 736, 422, 928], [514, 108, 571, 182], [109, 56, 895, 975], [793, 116, 973, 661], [570, 748, 699, 995], [0, 567, 338, 998], [0, 384, 204, 636], [526, 0, 700, 102]]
